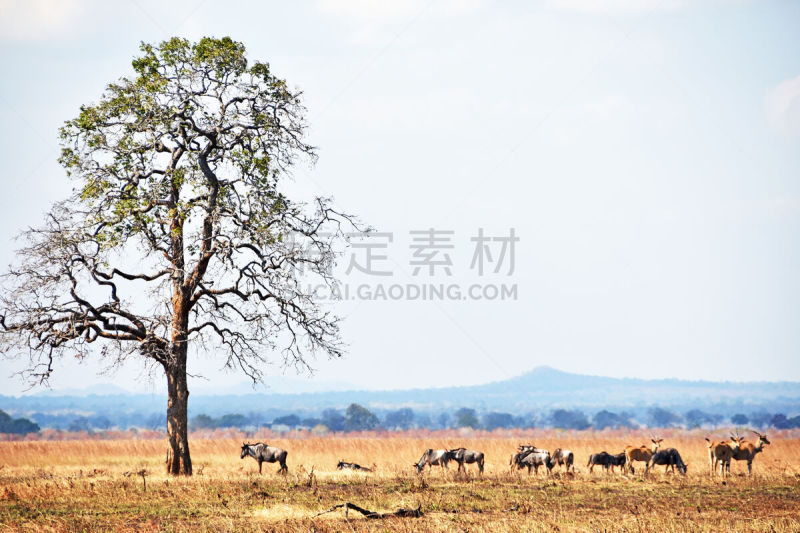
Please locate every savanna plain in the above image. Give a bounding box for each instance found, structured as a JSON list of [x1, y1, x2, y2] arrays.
[[1, 430, 799, 532]]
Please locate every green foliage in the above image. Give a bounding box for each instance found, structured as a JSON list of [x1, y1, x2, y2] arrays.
[[549, 409, 591, 430], [384, 408, 414, 430], [0, 409, 40, 434], [482, 411, 514, 430], [731, 413, 749, 425], [344, 403, 380, 431], [56, 35, 312, 252], [593, 410, 635, 429], [454, 407, 479, 429]]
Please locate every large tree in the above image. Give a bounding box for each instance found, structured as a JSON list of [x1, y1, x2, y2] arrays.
[[0, 37, 360, 474]]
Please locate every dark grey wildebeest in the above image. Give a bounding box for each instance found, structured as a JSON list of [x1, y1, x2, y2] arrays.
[[512, 445, 553, 475], [645, 448, 687, 475], [551, 448, 575, 473], [448, 448, 485, 474], [587, 451, 628, 473], [587, 451, 613, 473], [611, 452, 628, 473], [240, 442, 288, 474], [414, 449, 451, 474], [337, 460, 373, 472]]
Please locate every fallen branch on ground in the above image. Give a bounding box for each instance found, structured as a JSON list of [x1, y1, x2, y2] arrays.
[[313, 502, 423, 519]]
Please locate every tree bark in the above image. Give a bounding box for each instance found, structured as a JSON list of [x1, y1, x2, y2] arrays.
[[165, 360, 192, 475], [165, 302, 192, 475]]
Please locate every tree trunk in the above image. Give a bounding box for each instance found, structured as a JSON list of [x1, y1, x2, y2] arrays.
[[166, 362, 192, 475]]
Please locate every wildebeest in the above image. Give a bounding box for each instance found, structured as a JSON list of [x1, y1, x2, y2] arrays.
[[645, 448, 687, 475], [587, 451, 614, 473], [510, 445, 538, 471], [705, 436, 740, 476], [624, 438, 662, 474], [731, 430, 770, 475], [414, 449, 451, 473], [551, 448, 574, 473], [512, 445, 553, 475], [610, 452, 628, 473], [587, 451, 628, 473], [448, 448, 485, 474], [337, 460, 373, 472], [240, 442, 288, 474]]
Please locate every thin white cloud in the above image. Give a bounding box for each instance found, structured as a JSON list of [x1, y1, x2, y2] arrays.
[[0, 0, 85, 41], [766, 74, 800, 136], [315, 0, 483, 21], [548, 0, 751, 14], [547, 0, 689, 14]]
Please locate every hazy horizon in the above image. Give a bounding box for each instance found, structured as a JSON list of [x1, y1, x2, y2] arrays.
[[5, 364, 800, 398]]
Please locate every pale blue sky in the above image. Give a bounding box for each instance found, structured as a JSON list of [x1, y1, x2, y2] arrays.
[[0, 0, 798, 395]]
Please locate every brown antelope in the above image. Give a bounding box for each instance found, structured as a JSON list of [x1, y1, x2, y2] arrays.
[[624, 437, 662, 474], [731, 430, 770, 475], [704, 436, 740, 476]]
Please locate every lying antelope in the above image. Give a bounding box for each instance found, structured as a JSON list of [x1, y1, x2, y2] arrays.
[[337, 460, 373, 472], [731, 430, 770, 476], [705, 436, 740, 477], [624, 438, 662, 474]]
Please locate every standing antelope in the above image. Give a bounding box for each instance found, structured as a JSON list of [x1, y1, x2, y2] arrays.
[[731, 430, 770, 475], [704, 436, 740, 477], [624, 437, 662, 474]]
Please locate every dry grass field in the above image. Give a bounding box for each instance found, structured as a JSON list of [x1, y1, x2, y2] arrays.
[[1, 430, 799, 532]]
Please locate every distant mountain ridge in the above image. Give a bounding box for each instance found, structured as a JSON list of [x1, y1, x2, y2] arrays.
[[3, 367, 799, 420]]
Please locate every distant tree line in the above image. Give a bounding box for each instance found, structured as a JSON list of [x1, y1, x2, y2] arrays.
[[0, 409, 39, 434], [4, 404, 800, 433], [188, 405, 800, 432]]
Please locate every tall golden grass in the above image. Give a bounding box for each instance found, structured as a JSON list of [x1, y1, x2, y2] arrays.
[[1, 430, 799, 532]]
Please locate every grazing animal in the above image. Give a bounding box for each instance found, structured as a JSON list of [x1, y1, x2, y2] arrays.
[[705, 436, 740, 476], [624, 438, 662, 474], [587, 451, 613, 473], [448, 448, 485, 474], [588, 451, 627, 473], [646, 448, 687, 475], [414, 449, 451, 474], [337, 460, 373, 472], [510, 445, 540, 472], [731, 431, 770, 475], [240, 442, 288, 474], [551, 448, 574, 473], [611, 452, 628, 473], [514, 445, 553, 475]]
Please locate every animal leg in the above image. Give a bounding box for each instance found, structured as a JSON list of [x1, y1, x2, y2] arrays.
[[258, 460, 263, 475]]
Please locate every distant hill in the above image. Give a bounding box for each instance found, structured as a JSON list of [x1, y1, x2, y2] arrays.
[[2, 367, 799, 422]]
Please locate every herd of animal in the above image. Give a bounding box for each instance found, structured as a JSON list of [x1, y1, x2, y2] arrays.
[[239, 430, 771, 478]]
